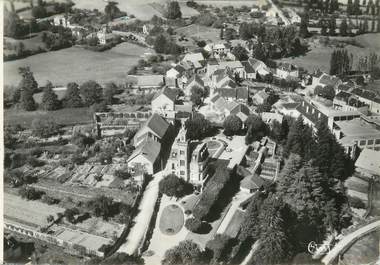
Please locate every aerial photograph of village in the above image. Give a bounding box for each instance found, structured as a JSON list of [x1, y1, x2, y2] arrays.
[[2, 0, 380, 264]]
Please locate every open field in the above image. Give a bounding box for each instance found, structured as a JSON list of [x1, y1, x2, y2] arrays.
[[71, 0, 198, 20], [277, 34, 380, 73], [4, 43, 152, 87], [4, 33, 47, 56], [178, 0, 265, 7], [4, 107, 94, 127]]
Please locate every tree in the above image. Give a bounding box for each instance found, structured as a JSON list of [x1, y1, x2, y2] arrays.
[[103, 82, 118, 105], [166, 1, 182, 19], [154, 34, 168, 53], [185, 113, 213, 140], [41, 81, 60, 111], [190, 86, 206, 106], [31, 117, 60, 138], [19, 186, 45, 200], [249, 194, 292, 265], [63, 82, 83, 108], [284, 162, 328, 242], [18, 67, 38, 111], [232, 45, 248, 61], [277, 154, 303, 197], [252, 41, 267, 61], [223, 115, 242, 136], [223, 28, 235, 41], [162, 240, 204, 265], [80, 80, 103, 106], [340, 18, 348, 36], [20, 86, 37, 111], [205, 234, 231, 262], [86, 195, 116, 220], [32, 5, 47, 18], [159, 174, 192, 198], [104, 1, 121, 21], [269, 118, 289, 143], [328, 17, 336, 36], [283, 116, 315, 160], [245, 115, 267, 144], [315, 84, 335, 100], [64, 207, 80, 223], [299, 13, 309, 38], [185, 218, 202, 233]]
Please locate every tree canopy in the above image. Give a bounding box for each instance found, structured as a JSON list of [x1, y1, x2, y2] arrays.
[[159, 174, 193, 198], [185, 113, 213, 140], [223, 115, 242, 136], [63, 82, 83, 108], [80, 80, 103, 106]]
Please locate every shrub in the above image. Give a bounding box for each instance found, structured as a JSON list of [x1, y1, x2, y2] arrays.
[[19, 186, 45, 200], [41, 194, 60, 205], [185, 217, 202, 232], [348, 196, 366, 209]]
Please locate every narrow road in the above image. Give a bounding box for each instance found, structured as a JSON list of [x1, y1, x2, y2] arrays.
[[240, 240, 261, 265], [321, 220, 380, 265], [117, 171, 165, 255]]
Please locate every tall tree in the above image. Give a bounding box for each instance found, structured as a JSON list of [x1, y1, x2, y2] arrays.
[[283, 116, 314, 160], [41, 81, 60, 111], [80, 80, 103, 106], [18, 67, 38, 111], [299, 13, 310, 38], [277, 154, 303, 198], [63, 82, 83, 108], [166, 1, 182, 19], [340, 18, 348, 36], [223, 115, 242, 136], [328, 17, 336, 35]]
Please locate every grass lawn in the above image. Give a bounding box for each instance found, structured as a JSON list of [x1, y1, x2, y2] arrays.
[[4, 43, 153, 87], [4, 107, 94, 127], [277, 35, 380, 73], [159, 204, 184, 235]]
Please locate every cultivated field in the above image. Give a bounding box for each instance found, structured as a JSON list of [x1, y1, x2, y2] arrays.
[[175, 24, 221, 43], [4, 107, 94, 127], [277, 34, 380, 73], [4, 43, 152, 87]]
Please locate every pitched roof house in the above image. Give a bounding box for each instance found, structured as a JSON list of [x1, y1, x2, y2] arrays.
[[127, 139, 161, 174], [151, 87, 176, 114], [133, 113, 170, 146], [185, 74, 205, 96]]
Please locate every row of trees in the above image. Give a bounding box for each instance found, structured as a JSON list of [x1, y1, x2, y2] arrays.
[[347, 0, 380, 15], [10, 67, 118, 111], [329, 49, 352, 76], [305, 0, 340, 13]]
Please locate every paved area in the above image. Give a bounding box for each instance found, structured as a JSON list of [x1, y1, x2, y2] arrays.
[[144, 195, 189, 265], [322, 220, 380, 265], [117, 171, 165, 255]]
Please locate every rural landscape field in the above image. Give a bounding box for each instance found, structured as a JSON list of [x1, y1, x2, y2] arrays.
[[4, 42, 152, 87], [277, 33, 380, 73]]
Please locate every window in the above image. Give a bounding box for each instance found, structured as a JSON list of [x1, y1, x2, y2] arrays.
[[359, 140, 366, 146], [172, 163, 175, 170], [367, 139, 374, 145], [180, 171, 185, 175], [375, 139, 380, 145], [180, 160, 185, 166], [180, 150, 185, 155]]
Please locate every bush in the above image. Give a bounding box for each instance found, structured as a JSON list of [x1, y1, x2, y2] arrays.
[[159, 174, 193, 198], [31, 117, 60, 138], [41, 194, 60, 205], [185, 217, 202, 232], [19, 186, 45, 200], [348, 196, 366, 209]]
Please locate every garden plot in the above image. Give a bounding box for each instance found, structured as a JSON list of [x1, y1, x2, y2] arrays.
[[67, 164, 125, 188], [69, 217, 125, 239]]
